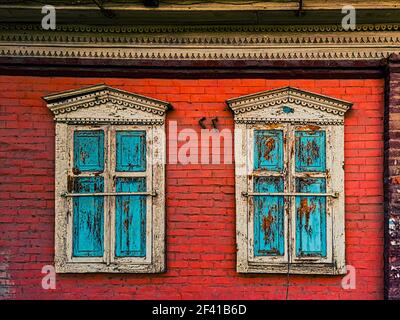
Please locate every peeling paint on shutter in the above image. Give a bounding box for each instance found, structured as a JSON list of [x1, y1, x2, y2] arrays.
[[253, 129, 285, 256], [115, 130, 147, 258], [254, 130, 284, 172], [116, 131, 146, 172], [254, 176, 285, 256], [295, 178, 327, 257], [295, 129, 327, 258], [72, 130, 105, 258], [295, 131, 326, 172], [115, 177, 146, 257], [73, 130, 104, 172], [72, 177, 104, 257]]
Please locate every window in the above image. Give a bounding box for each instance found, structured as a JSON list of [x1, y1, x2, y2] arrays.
[[44, 84, 170, 273], [227, 87, 352, 274]]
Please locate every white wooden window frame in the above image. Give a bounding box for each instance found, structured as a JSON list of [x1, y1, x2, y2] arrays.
[[227, 87, 352, 275], [44, 84, 170, 273]]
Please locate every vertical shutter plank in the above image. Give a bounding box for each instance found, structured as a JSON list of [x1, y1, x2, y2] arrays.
[[73, 130, 104, 172], [254, 177, 285, 256], [295, 131, 326, 172], [72, 130, 105, 258], [115, 177, 146, 257], [254, 130, 284, 172], [72, 177, 104, 257], [253, 129, 285, 257], [295, 178, 327, 257], [295, 129, 327, 258], [116, 131, 146, 172]]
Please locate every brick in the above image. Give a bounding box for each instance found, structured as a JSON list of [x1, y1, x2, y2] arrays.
[[0, 76, 384, 300]]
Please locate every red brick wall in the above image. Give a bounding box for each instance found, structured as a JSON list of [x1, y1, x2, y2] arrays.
[[0, 76, 384, 299]]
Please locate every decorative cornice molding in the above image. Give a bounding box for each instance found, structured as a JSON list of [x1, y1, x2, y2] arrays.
[[1, 23, 399, 34], [227, 86, 352, 116], [235, 118, 344, 125], [2, 32, 400, 47], [44, 84, 171, 117], [56, 118, 164, 125], [1, 48, 395, 61], [1, 23, 400, 61]]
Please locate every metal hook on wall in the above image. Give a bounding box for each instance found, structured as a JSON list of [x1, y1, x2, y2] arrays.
[[211, 117, 218, 130], [198, 117, 207, 129]]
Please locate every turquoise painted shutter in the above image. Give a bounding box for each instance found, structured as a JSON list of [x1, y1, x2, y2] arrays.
[[254, 177, 284, 256], [295, 178, 327, 257], [72, 177, 104, 257], [253, 130, 285, 256], [295, 131, 326, 172], [74, 130, 104, 172], [254, 130, 284, 172], [115, 131, 147, 258], [72, 130, 105, 257], [295, 130, 327, 257], [115, 178, 146, 257], [116, 131, 146, 172]]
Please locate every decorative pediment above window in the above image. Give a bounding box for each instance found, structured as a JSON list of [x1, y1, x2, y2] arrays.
[[227, 87, 352, 125], [43, 84, 171, 125]]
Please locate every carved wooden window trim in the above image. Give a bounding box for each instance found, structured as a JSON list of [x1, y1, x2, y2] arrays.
[[44, 84, 170, 273], [227, 87, 352, 275]]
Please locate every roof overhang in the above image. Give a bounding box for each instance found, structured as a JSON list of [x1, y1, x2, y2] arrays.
[[1, 1, 400, 25]]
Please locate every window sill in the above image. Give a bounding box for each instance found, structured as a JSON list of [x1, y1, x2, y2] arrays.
[[238, 262, 346, 275], [55, 261, 166, 274]]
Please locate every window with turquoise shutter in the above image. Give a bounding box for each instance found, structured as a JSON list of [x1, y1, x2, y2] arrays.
[[252, 128, 328, 260], [45, 84, 170, 273], [228, 87, 352, 275], [70, 130, 149, 260]]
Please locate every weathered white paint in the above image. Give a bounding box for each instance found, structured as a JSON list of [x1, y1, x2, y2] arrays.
[[227, 87, 351, 275], [45, 84, 170, 273]]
